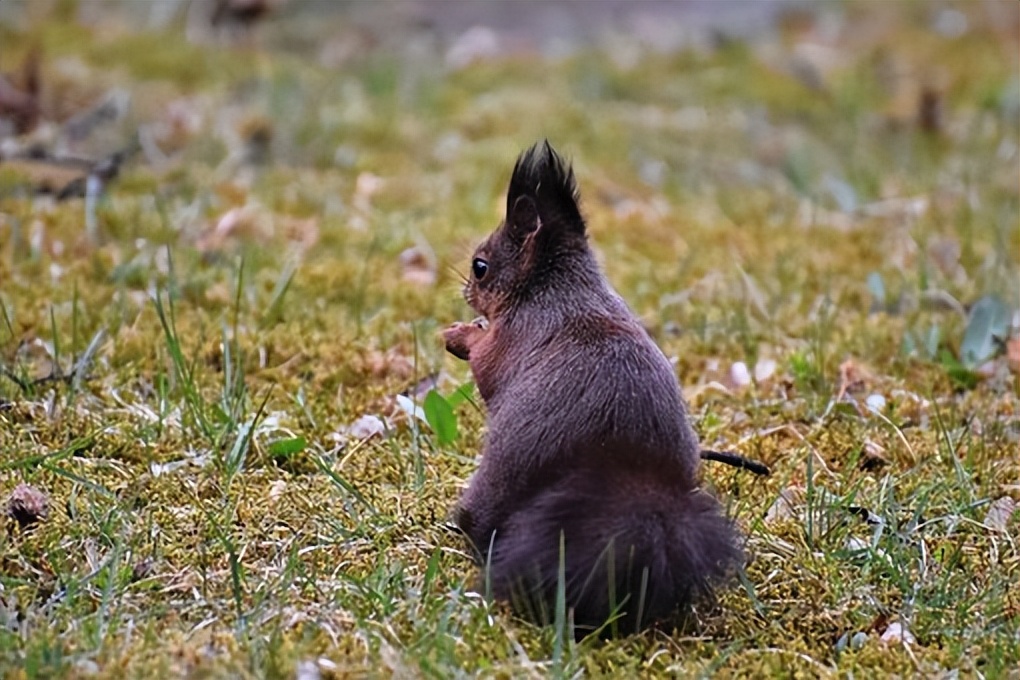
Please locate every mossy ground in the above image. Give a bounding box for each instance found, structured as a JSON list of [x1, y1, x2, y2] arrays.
[[1, 2, 1018, 677]]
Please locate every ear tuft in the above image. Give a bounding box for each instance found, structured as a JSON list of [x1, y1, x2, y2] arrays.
[[505, 140, 583, 235]]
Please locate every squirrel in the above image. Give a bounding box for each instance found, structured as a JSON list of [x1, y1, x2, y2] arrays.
[[443, 141, 741, 637]]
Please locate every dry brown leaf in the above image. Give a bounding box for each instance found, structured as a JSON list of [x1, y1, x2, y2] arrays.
[[764, 487, 804, 524], [353, 172, 384, 212], [280, 216, 320, 251], [796, 200, 856, 231], [859, 439, 889, 471], [0, 157, 88, 195], [859, 196, 929, 221], [268, 479, 287, 504], [196, 205, 272, 252], [683, 381, 731, 403], [983, 496, 1017, 532], [345, 415, 386, 440], [363, 348, 414, 381], [405, 372, 443, 401], [927, 237, 962, 279], [131, 558, 155, 582], [0, 46, 41, 134], [399, 246, 436, 286], [152, 97, 205, 153], [238, 115, 273, 164], [880, 621, 915, 645], [6, 483, 49, 528], [15, 336, 57, 381], [837, 357, 873, 399]]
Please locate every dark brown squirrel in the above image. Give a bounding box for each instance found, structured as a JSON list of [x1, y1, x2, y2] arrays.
[[443, 141, 741, 636]]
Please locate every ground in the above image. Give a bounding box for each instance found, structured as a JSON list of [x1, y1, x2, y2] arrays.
[[0, 1, 1018, 678]]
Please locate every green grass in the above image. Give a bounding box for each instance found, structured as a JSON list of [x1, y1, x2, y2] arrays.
[[1, 2, 1018, 677]]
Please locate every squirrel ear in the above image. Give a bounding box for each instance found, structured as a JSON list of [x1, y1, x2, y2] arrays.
[[505, 142, 584, 243], [509, 195, 541, 240]]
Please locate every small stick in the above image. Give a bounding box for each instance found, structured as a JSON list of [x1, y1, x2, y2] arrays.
[[700, 450, 771, 476]]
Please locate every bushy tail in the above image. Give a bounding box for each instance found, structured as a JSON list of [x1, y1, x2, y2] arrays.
[[482, 469, 741, 637]]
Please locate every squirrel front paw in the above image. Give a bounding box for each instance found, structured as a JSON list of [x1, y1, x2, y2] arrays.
[[443, 318, 487, 361]]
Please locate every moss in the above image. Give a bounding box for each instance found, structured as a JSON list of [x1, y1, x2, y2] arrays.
[[0, 3, 1017, 677]]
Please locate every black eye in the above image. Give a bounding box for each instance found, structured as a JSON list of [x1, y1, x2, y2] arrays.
[[472, 258, 489, 280]]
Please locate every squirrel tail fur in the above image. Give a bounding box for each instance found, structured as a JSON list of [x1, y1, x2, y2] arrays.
[[481, 466, 741, 638]]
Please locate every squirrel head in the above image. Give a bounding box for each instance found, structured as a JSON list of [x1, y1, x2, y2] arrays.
[[463, 140, 591, 319]]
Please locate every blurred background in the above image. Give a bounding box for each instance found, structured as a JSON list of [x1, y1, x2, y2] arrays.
[[1, 0, 1017, 362]]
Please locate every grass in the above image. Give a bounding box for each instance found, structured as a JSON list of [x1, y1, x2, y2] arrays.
[[1, 1, 1018, 677]]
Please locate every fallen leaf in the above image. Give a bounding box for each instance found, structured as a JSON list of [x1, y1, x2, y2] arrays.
[[404, 372, 442, 401], [353, 172, 384, 213], [399, 246, 436, 286], [859, 439, 889, 471], [837, 357, 873, 399], [765, 487, 804, 524], [280, 216, 320, 251], [6, 483, 49, 528], [866, 612, 890, 633], [363, 348, 414, 381], [975, 359, 1006, 380], [196, 205, 272, 252], [131, 558, 155, 582], [859, 196, 929, 221], [268, 479, 287, 503], [0, 46, 41, 134], [845, 536, 870, 552], [728, 361, 751, 389], [983, 496, 1016, 532], [152, 97, 205, 153], [919, 289, 966, 317], [15, 336, 60, 381], [880, 621, 915, 645], [395, 395, 427, 425], [683, 380, 731, 403], [865, 393, 887, 413], [0, 156, 89, 196], [346, 415, 386, 440], [927, 237, 962, 279], [753, 358, 777, 383], [237, 115, 273, 164], [295, 659, 320, 680]]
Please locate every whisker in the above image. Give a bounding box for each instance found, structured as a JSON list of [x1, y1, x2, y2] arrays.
[[445, 263, 469, 286]]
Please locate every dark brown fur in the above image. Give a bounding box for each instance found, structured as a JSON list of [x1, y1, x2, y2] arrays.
[[444, 141, 740, 637]]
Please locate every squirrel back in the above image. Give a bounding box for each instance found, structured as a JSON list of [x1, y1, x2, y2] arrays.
[[443, 141, 740, 636]]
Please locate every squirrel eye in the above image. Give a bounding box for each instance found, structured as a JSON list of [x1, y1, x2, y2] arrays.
[[472, 258, 489, 280]]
